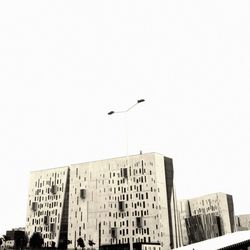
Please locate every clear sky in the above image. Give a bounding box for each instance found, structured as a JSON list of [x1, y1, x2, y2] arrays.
[[0, 0, 249, 236]]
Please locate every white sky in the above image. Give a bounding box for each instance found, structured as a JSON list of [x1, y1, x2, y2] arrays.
[[0, 0, 250, 236]]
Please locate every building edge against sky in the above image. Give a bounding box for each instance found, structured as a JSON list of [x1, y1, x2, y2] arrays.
[[26, 152, 182, 250]]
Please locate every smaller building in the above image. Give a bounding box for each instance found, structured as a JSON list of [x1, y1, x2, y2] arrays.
[[178, 193, 235, 246], [235, 214, 250, 231]]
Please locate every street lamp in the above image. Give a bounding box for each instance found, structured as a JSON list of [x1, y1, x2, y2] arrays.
[[107, 99, 145, 115], [107, 99, 145, 250], [107, 99, 145, 155]]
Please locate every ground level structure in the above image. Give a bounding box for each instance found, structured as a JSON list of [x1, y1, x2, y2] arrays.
[[174, 230, 250, 250]]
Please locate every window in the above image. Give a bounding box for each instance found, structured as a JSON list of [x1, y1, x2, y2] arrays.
[[50, 223, 55, 232], [119, 201, 125, 211], [136, 217, 143, 228], [44, 215, 49, 225], [51, 185, 57, 194], [32, 202, 38, 211], [80, 189, 86, 199]]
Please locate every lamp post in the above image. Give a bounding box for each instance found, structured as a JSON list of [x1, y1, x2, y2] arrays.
[[108, 99, 145, 155], [108, 99, 145, 250]]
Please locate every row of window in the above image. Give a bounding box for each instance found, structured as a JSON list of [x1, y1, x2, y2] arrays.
[[34, 175, 65, 188], [32, 194, 62, 203], [110, 236, 152, 244], [31, 201, 62, 212], [72, 160, 154, 183], [33, 223, 57, 234], [193, 205, 219, 215], [31, 214, 60, 226]]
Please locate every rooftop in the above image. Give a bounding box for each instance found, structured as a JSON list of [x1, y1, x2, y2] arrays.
[[30, 152, 170, 172]]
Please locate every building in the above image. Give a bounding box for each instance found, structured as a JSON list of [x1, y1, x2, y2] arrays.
[[26, 152, 182, 250], [178, 193, 235, 245], [235, 214, 250, 231], [4, 227, 25, 249]]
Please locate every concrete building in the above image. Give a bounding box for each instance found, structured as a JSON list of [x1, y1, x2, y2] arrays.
[[178, 193, 235, 245], [26, 152, 182, 250], [235, 214, 250, 231]]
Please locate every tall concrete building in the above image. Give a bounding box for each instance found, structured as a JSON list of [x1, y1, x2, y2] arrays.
[[26, 153, 181, 250], [178, 193, 235, 246]]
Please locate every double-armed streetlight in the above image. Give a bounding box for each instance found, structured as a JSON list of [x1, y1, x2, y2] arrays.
[[107, 99, 145, 116]]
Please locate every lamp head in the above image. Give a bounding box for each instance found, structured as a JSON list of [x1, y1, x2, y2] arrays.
[[108, 111, 115, 115], [137, 99, 145, 103]]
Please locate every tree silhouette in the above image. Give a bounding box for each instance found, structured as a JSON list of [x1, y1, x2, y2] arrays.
[[29, 232, 44, 250], [2, 235, 10, 248], [0, 238, 3, 247], [14, 231, 28, 250], [2, 235, 9, 242], [77, 237, 85, 250], [88, 240, 95, 248]]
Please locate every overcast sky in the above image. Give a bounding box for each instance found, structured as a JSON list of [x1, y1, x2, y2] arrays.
[[0, 0, 250, 236]]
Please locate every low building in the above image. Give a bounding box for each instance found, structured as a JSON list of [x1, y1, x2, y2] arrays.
[[178, 193, 235, 245], [235, 214, 250, 231], [4, 227, 25, 249]]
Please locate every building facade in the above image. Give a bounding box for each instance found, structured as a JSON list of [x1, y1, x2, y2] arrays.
[[178, 193, 235, 245], [177, 200, 190, 246], [26, 153, 181, 250], [26, 166, 70, 248]]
